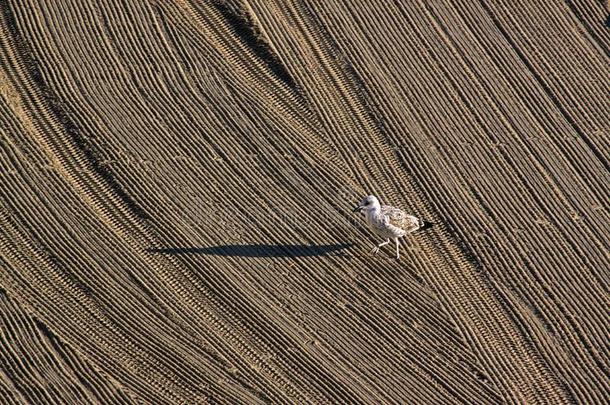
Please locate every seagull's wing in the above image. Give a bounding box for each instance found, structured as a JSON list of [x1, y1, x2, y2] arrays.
[[381, 205, 421, 233]]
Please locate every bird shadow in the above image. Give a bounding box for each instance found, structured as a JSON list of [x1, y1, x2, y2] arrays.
[[147, 243, 352, 258]]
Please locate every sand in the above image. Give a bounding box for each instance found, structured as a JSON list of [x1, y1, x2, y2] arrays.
[[0, 0, 608, 403]]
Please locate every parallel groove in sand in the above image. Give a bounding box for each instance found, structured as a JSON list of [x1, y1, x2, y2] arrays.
[[1, 0, 494, 400], [0, 4, 294, 403], [308, 0, 608, 402], [0, 0, 607, 403], [0, 289, 136, 404], [7, 0, 502, 402], [249, 1, 573, 403]]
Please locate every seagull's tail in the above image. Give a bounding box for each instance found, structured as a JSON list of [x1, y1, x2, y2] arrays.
[[418, 219, 434, 231]]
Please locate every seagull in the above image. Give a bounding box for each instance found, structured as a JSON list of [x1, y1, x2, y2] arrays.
[[353, 195, 432, 259]]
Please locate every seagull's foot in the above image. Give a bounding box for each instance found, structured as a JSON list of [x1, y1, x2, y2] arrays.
[[370, 246, 380, 255]]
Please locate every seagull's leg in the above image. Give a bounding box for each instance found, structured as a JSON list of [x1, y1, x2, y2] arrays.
[[371, 239, 390, 255], [395, 238, 400, 260]]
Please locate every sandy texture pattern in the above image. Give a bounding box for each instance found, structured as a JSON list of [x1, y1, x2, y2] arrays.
[[0, 0, 608, 403]]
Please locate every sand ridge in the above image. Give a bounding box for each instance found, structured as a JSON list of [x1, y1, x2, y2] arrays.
[[0, 0, 608, 403]]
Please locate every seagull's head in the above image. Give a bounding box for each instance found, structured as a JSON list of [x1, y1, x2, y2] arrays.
[[353, 195, 380, 213]]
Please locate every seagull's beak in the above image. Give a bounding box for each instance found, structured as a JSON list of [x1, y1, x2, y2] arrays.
[[353, 205, 363, 213]]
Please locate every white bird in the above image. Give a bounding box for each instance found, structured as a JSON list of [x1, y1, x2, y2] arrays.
[[353, 195, 431, 259]]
